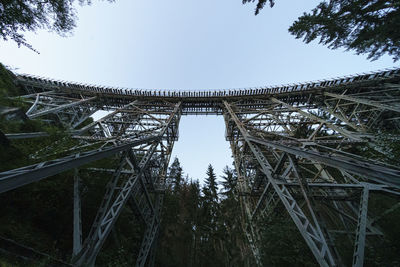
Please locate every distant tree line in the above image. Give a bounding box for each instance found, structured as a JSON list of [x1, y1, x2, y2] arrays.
[[156, 159, 255, 266], [155, 158, 320, 266]]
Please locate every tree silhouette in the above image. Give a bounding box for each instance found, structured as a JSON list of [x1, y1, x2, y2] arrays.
[[243, 0, 400, 61], [0, 0, 114, 51]]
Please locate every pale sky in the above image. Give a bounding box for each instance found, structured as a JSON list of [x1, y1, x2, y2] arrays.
[[0, 0, 398, 183]]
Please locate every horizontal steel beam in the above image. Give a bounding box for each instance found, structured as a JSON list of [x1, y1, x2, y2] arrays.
[[247, 136, 400, 189], [0, 136, 158, 194], [276, 182, 384, 190], [5, 132, 50, 139], [324, 92, 400, 113], [27, 96, 97, 119]]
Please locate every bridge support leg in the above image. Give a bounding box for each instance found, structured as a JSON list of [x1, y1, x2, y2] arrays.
[[73, 169, 82, 257], [352, 186, 369, 267]]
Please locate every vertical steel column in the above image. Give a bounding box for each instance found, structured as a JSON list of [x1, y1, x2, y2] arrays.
[[352, 185, 369, 267], [73, 169, 83, 257]]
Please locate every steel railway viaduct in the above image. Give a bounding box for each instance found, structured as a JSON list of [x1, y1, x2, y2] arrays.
[[1, 68, 400, 266]]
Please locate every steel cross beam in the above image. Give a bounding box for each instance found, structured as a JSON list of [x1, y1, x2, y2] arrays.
[[21, 91, 98, 128], [323, 92, 400, 114], [270, 97, 365, 140], [0, 136, 157, 194], [4, 132, 50, 139], [26, 95, 97, 119], [246, 136, 400, 189], [319, 89, 400, 133]]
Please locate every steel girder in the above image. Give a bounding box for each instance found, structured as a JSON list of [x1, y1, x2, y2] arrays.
[[0, 136, 157, 194], [4, 132, 50, 139]]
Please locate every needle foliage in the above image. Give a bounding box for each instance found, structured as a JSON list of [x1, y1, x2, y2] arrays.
[[244, 0, 400, 61]]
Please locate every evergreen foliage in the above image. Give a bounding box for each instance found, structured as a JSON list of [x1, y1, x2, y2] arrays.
[[244, 0, 400, 61], [168, 157, 183, 192], [203, 164, 218, 202], [289, 0, 400, 61], [0, 63, 20, 98], [220, 165, 237, 198], [157, 164, 254, 266], [0, 0, 114, 51], [242, 0, 275, 15]]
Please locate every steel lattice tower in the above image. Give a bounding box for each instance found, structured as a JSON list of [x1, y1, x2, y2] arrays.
[[1, 68, 400, 266]]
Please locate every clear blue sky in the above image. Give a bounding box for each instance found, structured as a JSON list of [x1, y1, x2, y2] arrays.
[[0, 0, 398, 184]]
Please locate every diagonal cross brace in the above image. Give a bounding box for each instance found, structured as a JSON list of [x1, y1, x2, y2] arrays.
[[247, 136, 400, 189], [223, 101, 337, 267], [27, 96, 97, 119], [0, 136, 158, 194], [73, 102, 181, 266]]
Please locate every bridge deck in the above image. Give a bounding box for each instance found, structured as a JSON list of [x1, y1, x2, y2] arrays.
[[16, 68, 400, 114]]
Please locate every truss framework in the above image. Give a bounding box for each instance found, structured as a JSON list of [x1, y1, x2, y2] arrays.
[[0, 68, 399, 266]]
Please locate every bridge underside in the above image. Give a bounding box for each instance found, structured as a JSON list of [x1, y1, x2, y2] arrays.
[[0, 68, 400, 266]]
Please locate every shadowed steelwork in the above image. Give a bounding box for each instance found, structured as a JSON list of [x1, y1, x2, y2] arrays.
[[0, 68, 399, 266]]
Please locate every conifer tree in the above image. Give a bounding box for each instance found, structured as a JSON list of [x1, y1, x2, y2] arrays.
[[242, 0, 275, 15], [197, 164, 224, 266], [203, 164, 218, 202], [168, 157, 183, 192], [289, 0, 400, 61], [219, 166, 253, 266], [0, 0, 115, 51], [243, 0, 400, 61], [220, 165, 237, 199]]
